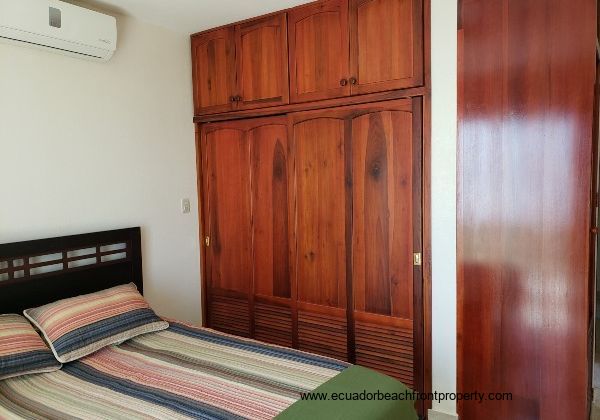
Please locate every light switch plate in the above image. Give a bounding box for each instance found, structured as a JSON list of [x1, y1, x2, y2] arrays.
[[181, 198, 191, 214]]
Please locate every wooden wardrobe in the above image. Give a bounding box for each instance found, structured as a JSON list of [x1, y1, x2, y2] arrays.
[[193, 0, 429, 400]]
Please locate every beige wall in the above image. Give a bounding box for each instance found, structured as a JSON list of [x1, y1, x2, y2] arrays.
[[0, 15, 202, 324], [430, 0, 458, 417]]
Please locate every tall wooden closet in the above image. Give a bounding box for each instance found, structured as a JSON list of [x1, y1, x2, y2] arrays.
[[193, 0, 429, 401]]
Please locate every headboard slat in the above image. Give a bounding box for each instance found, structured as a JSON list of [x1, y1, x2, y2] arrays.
[[0, 228, 143, 314]]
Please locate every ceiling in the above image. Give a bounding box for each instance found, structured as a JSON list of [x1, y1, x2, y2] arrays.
[[72, 0, 312, 34]]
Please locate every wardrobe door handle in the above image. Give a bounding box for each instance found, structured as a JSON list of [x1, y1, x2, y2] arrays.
[[340, 78, 348, 86], [349, 77, 357, 85], [235, 95, 242, 102], [229, 96, 236, 102]]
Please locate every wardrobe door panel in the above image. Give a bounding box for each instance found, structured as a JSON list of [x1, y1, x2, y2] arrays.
[[249, 118, 294, 347], [288, 0, 350, 103], [292, 115, 349, 360], [349, 101, 420, 386], [203, 126, 252, 336], [294, 117, 347, 308], [349, 0, 423, 94], [192, 28, 236, 115], [351, 110, 414, 320], [236, 14, 289, 110], [250, 121, 291, 300]]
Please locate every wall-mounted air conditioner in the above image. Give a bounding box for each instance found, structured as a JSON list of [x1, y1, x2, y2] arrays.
[[0, 0, 117, 61]]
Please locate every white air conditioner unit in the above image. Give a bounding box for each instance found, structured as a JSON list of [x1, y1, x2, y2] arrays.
[[0, 0, 117, 61]]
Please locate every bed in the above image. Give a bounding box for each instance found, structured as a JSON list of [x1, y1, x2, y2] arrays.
[[0, 228, 418, 420]]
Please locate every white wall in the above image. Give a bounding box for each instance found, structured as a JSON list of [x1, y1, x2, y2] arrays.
[[430, 0, 458, 417], [0, 15, 202, 324]]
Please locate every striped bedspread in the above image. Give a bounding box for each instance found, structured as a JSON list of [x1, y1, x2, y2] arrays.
[[0, 321, 350, 420]]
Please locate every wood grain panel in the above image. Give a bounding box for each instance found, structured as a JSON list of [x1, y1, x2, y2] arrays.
[[351, 110, 414, 319], [208, 293, 251, 337], [250, 121, 291, 299], [355, 315, 414, 388], [350, 0, 423, 94], [458, 0, 595, 419], [294, 117, 347, 308], [288, 0, 350, 103], [254, 301, 293, 347], [298, 306, 348, 360], [191, 28, 236, 115], [236, 14, 289, 110], [204, 128, 252, 295]]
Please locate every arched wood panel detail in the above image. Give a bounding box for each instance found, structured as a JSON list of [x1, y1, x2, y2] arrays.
[[236, 14, 289, 110], [351, 110, 414, 319], [191, 27, 236, 115], [288, 0, 350, 103]]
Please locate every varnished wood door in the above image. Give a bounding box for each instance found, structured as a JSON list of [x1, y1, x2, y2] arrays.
[[349, 0, 423, 95], [202, 125, 252, 336], [458, 0, 596, 419], [290, 98, 422, 371], [201, 117, 293, 343], [249, 118, 294, 347], [288, 0, 350, 103], [191, 28, 237, 115], [235, 14, 290, 110], [291, 112, 349, 360], [350, 100, 421, 390]]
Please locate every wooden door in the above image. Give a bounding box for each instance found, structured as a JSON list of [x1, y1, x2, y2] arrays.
[[290, 98, 421, 367], [350, 100, 421, 390], [201, 117, 293, 343], [235, 14, 289, 110], [349, 0, 423, 95], [202, 125, 252, 337], [191, 28, 237, 115], [249, 117, 294, 347], [291, 111, 350, 360], [458, 0, 595, 419], [288, 0, 350, 103]]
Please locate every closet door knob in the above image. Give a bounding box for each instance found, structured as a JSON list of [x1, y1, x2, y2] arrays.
[[229, 96, 236, 102], [349, 77, 357, 85], [340, 78, 348, 86], [235, 95, 242, 102]]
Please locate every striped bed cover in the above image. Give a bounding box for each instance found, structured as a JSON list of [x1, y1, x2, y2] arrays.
[[0, 321, 350, 420]]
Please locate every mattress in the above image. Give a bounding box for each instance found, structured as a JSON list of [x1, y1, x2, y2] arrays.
[[0, 321, 418, 420]]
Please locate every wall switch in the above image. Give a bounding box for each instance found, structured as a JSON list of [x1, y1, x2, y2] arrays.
[[181, 198, 191, 214]]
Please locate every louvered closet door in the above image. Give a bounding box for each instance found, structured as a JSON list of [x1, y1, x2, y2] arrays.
[[291, 112, 350, 361], [248, 118, 293, 347], [290, 98, 422, 379], [350, 99, 421, 389], [202, 117, 293, 343], [202, 126, 253, 337]]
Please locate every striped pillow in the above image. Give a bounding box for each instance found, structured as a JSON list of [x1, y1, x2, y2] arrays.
[[0, 314, 62, 380], [24, 283, 169, 363]]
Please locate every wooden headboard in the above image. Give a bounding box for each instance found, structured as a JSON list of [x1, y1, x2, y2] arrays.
[[0, 228, 143, 314]]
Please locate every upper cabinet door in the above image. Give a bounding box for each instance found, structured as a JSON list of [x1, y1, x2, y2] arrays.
[[288, 0, 350, 103], [349, 0, 423, 94], [191, 27, 237, 115], [235, 14, 290, 110]]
